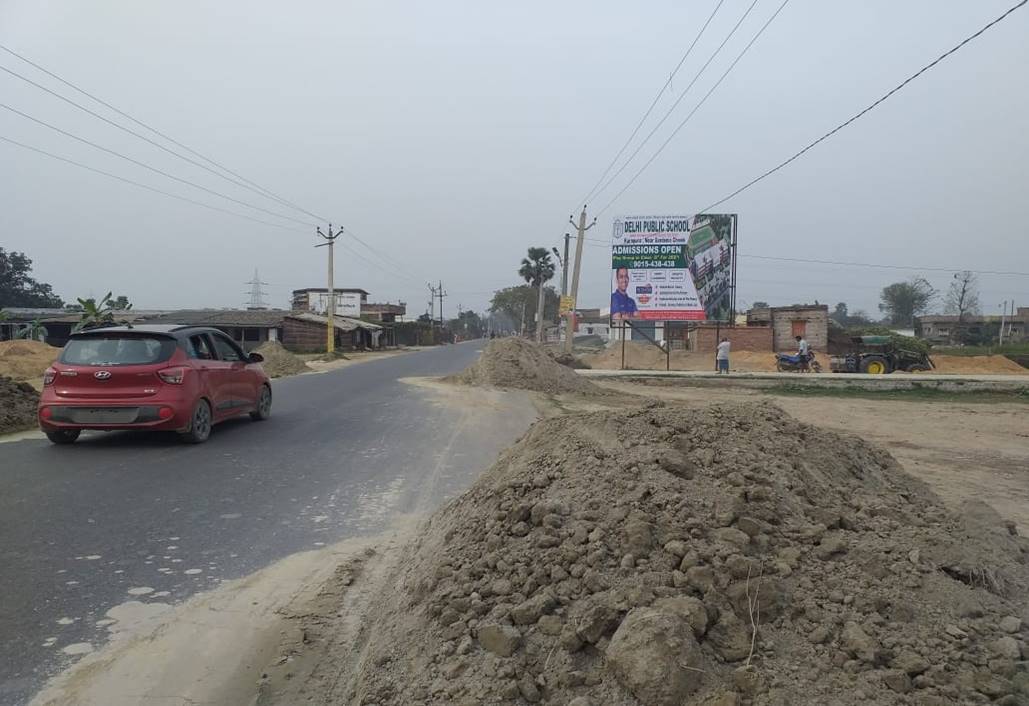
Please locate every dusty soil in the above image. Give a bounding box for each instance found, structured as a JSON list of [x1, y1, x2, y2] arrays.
[[0, 375, 40, 434], [321, 401, 1029, 705], [582, 342, 831, 373], [601, 380, 1029, 534], [931, 354, 1028, 375], [582, 342, 1026, 376], [254, 340, 310, 377], [451, 337, 609, 396], [0, 339, 60, 382]]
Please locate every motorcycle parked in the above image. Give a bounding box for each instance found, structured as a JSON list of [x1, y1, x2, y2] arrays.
[[774, 352, 822, 373]]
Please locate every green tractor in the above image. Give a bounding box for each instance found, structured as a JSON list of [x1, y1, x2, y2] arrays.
[[829, 335, 934, 375]]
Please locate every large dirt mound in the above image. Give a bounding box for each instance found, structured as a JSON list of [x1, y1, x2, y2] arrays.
[[254, 340, 309, 378], [452, 337, 606, 395], [348, 402, 1029, 705], [0, 375, 40, 434], [0, 339, 60, 381]]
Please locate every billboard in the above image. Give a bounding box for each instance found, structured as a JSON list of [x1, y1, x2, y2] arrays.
[[311, 291, 362, 318], [611, 214, 736, 322]]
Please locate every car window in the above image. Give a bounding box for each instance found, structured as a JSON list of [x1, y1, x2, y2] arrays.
[[186, 334, 215, 360], [210, 334, 244, 362], [61, 335, 175, 366]]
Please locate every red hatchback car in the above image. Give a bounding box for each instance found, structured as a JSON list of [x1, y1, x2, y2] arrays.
[[39, 325, 272, 444]]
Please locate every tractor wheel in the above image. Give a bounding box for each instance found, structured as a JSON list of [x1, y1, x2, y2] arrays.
[[860, 356, 889, 375]]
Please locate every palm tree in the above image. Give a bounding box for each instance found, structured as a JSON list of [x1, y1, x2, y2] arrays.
[[518, 247, 555, 342], [16, 318, 48, 342], [74, 292, 130, 331]]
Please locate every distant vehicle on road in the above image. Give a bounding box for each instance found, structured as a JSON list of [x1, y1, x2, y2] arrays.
[[774, 352, 822, 373], [38, 325, 272, 444]]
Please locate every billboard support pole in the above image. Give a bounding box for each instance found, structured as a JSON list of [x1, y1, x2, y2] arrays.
[[730, 215, 738, 327], [565, 207, 596, 354]]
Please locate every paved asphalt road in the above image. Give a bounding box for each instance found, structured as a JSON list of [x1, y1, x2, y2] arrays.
[[0, 341, 534, 706]]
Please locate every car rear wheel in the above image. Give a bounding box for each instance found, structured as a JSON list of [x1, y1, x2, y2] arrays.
[[46, 429, 80, 445], [250, 385, 272, 421], [179, 399, 212, 444]]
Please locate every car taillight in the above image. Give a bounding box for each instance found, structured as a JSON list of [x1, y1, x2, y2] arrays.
[[40, 406, 53, 419], [43, 368, 56, 386], [158, 407, 175, 419], [157, 367, 186, 384]]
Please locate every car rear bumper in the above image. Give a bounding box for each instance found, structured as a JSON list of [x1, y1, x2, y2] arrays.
[[37, 399, 192, 433]]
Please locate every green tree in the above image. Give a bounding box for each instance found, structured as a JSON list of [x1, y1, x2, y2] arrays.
[[751, 301, 770, 309], [490, 285, 559, 337], [111, 295, 132, 310], [74, 292, 130, 331], [448, 310, 484, 339], [518, 247, 556, 342], [16, 318, 49, 342], [0, 248, 64, 308], [878, 278, 935, 328]]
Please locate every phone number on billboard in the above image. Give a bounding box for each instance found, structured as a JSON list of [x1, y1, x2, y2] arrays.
[[629, 261, 680, 268]]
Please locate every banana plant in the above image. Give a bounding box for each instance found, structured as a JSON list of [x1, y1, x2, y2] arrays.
[[16, 318, 48, 342]]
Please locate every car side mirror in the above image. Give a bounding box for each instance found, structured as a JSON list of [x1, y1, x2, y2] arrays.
[[248, 352, 264, 363]]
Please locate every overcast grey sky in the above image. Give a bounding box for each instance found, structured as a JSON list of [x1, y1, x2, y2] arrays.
[[2, 1, 1027, 318]]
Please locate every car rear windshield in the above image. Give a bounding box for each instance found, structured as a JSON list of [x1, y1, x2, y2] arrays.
[[60, 335, 177, 366]]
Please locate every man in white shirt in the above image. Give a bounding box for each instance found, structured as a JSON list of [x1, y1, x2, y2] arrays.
[[795, 335, 810, 372], [716, 338, 731, 374]]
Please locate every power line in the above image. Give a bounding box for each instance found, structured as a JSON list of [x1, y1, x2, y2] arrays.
[[578, 0, 727, 207], [598, 0, 792, 216], [341, 228, 423, 283], [0, 43, 326, 223], [1, 102, 315, 226], [0, 134, 311, 232], [588, 0, 761, 208], [739, 254, 1029, 277], [698, 0, 1029, 213], [0, 61, 320, 225]]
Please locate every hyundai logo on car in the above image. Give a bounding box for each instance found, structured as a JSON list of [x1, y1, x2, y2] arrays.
[[94, 370, 112, 380]]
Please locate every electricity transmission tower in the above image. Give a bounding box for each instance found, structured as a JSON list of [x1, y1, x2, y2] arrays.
[[245, 268, 269, 310]]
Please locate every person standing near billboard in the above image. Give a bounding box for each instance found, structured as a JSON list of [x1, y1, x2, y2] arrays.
[[611, 266, 639, 320], [716, 337, 731, 374]]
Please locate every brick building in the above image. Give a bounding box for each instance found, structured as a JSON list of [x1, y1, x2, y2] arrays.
[[690, 324, 773, 352], [747, 304, 828, 351]]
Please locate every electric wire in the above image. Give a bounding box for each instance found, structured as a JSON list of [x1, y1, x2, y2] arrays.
[[588, 0, 762, 208], [696, 0, 1029, 213], [1, 48, 425, 281], [578, 0, 727, 207], [1, 103, 316, 226], [0, 59, 324, 224], [598, 0, 792, 216], [0, 134, 310, 232]]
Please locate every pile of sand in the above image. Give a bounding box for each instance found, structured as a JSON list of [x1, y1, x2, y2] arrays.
[[931, 355, 1028, 375], [345, 401, 1029, 705], [0, 339, 60, 381], [254, 340, 310, 378], [0, 376, 39, 434], [452, 338, 606, 395]]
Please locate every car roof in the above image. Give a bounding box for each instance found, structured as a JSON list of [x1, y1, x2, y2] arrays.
[[69, 324, 224, 339]]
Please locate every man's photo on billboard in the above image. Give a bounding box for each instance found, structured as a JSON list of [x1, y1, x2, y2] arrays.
[[611, 266, 638, 320]]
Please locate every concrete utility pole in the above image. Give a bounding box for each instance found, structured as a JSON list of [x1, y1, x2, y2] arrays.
[[427, 283, 437, 326], [436, 280, 447, 327], [562, 233, 570, 295], [564, 207, 597, 354], [316, 224, 344, 354]]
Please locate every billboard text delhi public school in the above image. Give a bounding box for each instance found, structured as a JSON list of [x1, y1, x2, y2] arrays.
[[610, 214, 736, 322]]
